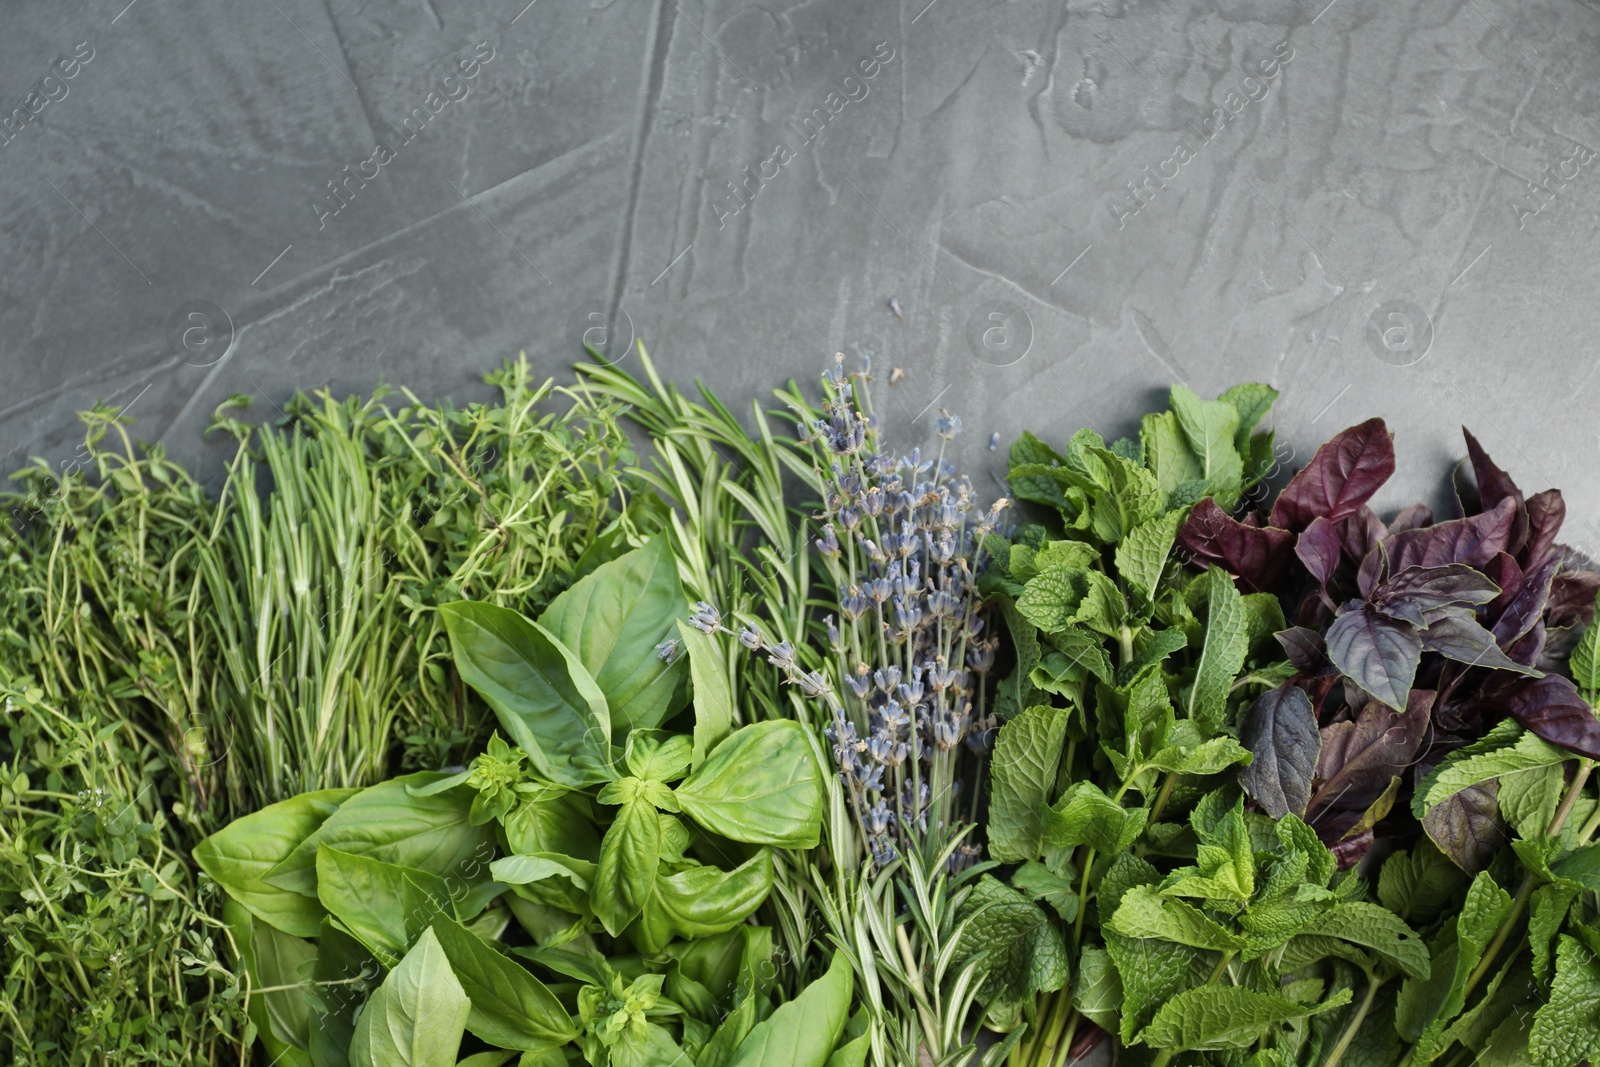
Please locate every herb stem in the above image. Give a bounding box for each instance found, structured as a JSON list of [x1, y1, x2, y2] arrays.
[[1321, 970, 1386, 1067], [1149, 771, 1178, 823], [1072, 849, 1096, 950], [1031, 990, 1076, 1067]]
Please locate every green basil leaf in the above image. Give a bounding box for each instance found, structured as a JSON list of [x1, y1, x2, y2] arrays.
[[537, 536, 687, 732], [441, 600, 613, 786], [193, 787, 356, 937], [307, 919, 379, 1067], [625, 733, 694, 783], [429, 914, 577, 1051], [698, 992, 759, 1067], [266, 773, 496, 904], [728, 950, 854, 1067], [678, 619, 735, 768], [593, 785, 662, 936], [349, 928, 469, 1067], [316, 847, 451, 967], [252, 919, 318, 1050], [632, 851, 774, 953], [674, 721, 823, 848], [222, 897, 315, 1067]]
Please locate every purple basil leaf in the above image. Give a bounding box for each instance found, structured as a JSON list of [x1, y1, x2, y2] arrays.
[[1356, 497, 1520, 597], [1388, 503, 1434, 536], [1548, 569, 1600, 628], [1277, 626, 1335, 676], [1307, 691, 1433, 821], [1371, 563, 1503, 627], [1539, 624, 1584, 672], [1464, 428, 1528, 555], [1330, 829, 1375, 869], [1295, 516, 1344, 594], [1270, 418, 1396, 532], [1327, 603, 1424, 711], [1525, 489, 1566, 568], [1491, 550, 1561, 649], [1176, 497, 1294, 592], [1507, 621, 1546, 667], [1337, 507, 1388, 570], [1423, 779, 1502, 874], [1484, 552, 1524, 619], [1239, 684, 1320, 818], [1419, 611, 1543, 676], [1500, 674, 1600, 760]]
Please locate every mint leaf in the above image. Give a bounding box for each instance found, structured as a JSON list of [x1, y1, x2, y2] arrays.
[[1183, 566, 1251, 729], [1072, 946, 1121, 1031], [1169, 385, 1245, 509], [1041, 781, 1147, 854], [1107, 884, 1247, 951], [1568, 598, 1600, 693], [1299, 901, 1430, 978], [1218, 383, 1278, 452], [1140, 985, 1348, 1052], [1530, 935, 1600, 1067], [1414, 726, 1570, 816], [989, 705, 1070, 862], [1141, 411, 1205, 502], [1144, 736, 1252, 776], [1116, 510, 1183, 607], [954, 875, 1071, 1029], [1017, 566, 1090, 633]]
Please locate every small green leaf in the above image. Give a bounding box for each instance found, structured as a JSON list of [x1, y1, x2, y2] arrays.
[[430, 914, 576, 1051], [1115, 510, 1182, 606], [1183, 567, 1251, 729], [593, 786, 661, 936], [1107, 884, 1247, 951], [1168, 385, 1244, 509], [673, 721, 823, 848], [1140, 985, 1347, 1052], [631, 851, 774, 954], [1041, 781, 1147, 854], [728, 951, 853, 1067], [1415, 725, 1570, 817], [953, 875, 1071, 1030], [678, 620, 734, 767], [349, 927, 470, 1067]]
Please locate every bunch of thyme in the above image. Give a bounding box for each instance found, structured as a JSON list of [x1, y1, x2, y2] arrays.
[[693, 357, 1007, 872]]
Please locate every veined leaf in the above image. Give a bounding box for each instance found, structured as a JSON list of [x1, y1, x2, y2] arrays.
[[430, 914, 577, 1051], [1116, 510, 1183, 606], [1140, 985, 1349, 1052], [728, 950, 853, 1067], [349, 928, 469, 1067], [1183, 566, 1251, 728], [988, 705, 1070, 862], [953, 876, 1071, 1030], [538, 536, 687, 732], [673, 720, 823, 848], [1326, 604, 1422, 712], [1169, 385, 1244, 508], [1414, 724, 1570, 816], [1530, 935, 1600, 1067], [1238, 684, 1319, 819]]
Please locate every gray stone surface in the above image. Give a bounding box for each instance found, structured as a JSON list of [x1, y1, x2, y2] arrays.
[[3, 0, 1599, 545]]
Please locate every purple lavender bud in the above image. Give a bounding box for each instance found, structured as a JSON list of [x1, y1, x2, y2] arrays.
[[765, 641, 796, 670], [816, 524, 841, 557], [847, 668, 872, 700], [935, 411, 962, 440], [859, 763, 884, 791], [689, 601, 722, 633], [654, 637, 681, 664], [872, 666, 902, 694], [738, 625, 763, 651], [826, 614, 841, 651], [863, 486, 885, 516]]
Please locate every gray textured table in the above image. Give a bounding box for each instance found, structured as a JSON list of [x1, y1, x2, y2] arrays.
[[4, 0, 1598, 548]]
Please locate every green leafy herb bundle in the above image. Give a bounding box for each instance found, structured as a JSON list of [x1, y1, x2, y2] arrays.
[[978, 384, 1435, 1067], [194, 536, 864, 1067], [1179, 415, 1600, 1066]]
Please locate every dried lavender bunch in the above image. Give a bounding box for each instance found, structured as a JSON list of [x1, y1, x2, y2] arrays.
[[694, 357, 1007, 872]]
